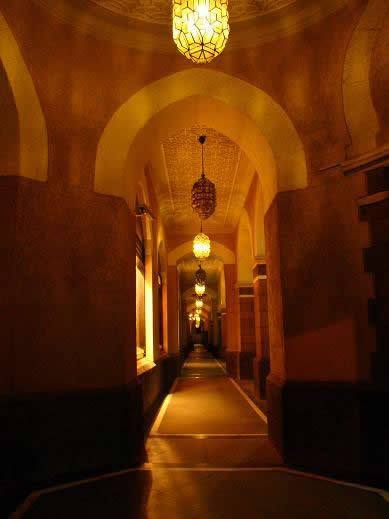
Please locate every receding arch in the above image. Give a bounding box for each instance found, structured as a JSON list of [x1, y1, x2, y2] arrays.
[[343, 0, 389, 157], [0, 11, 48, 181], [168, 240, 235, 266], [95, 69, 307, 213]]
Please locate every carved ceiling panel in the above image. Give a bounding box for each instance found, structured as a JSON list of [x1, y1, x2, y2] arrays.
[[159, 125, 253, 234], [90, 0, 296, 25]]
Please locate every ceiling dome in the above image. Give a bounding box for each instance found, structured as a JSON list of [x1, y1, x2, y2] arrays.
[[89, 0, 297, 25], [33, 0, 349, 52]]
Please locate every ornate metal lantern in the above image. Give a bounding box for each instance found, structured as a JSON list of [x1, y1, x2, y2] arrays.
[[195, 264, 207, 284], [191, 136, 216, 220], [172, 0, 230, 64], [193, 230, 211, 259]]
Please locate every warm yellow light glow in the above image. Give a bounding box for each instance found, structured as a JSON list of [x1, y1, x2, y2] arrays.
[[144, 272, 155, 363], [195, 308, 201, 315], [172, 0, 230, 64], [195, 282, 206, 296], [193, 232, 211, 259], [195, 299, 204, 309]]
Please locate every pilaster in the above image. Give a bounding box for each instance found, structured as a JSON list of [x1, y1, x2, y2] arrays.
[[252, 259, 270, 398]]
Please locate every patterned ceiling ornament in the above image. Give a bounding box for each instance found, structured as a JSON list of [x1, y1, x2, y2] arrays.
[[172, 0, 230, 64], [191, 135, 216, 220]]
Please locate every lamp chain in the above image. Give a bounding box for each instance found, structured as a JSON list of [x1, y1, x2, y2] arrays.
[[201, 140, 204, 177]]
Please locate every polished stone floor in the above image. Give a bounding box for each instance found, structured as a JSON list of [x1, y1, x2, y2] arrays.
[[19, 346, 389, 518]]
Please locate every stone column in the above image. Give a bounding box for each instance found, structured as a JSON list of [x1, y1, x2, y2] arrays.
[[237, 282, 256, 379], [212, 298, 220, 356], [264, 171, 376, 481], [252, 259, 270, 399], [220, 307, 227, 359], [167, 265, 179, 356], [224, 264, 239, 377]]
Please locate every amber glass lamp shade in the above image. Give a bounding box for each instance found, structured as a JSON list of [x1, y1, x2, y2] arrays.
[[172, 0, 230, 64], [193, 232, 211, 259]]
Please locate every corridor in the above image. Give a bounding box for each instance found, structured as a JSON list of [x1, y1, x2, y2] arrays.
[[15, 347, 389, 518]]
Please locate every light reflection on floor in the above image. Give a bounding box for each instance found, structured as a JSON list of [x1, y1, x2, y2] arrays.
[[20, 345, 389, 518]]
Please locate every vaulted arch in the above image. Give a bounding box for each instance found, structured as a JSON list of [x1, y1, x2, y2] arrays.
[[343, 0, 389, 157], [0, 11, 47, 181], [95, 69, 307, 213]]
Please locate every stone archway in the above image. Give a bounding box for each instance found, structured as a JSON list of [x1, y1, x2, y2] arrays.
[[343, 0, 389, 157], [95, 69, 307, 213], [0, 11, 47, 181]]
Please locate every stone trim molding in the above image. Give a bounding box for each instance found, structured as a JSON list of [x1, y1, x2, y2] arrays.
[[341, 145, 389, 176]]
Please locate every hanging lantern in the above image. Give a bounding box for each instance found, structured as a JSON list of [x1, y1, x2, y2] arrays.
[[191, 136, 216, 220], [193, 231, 211, 259], [195, 282, 206, 296], [195, 299, 204, 309], [195, 263, 207, 285], [172, 0, 230, 64]]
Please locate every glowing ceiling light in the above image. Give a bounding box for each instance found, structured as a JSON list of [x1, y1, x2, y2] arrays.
[[195, 299, 204, 309], [172, 0, 230, 64], [195, 282, 206, 296], [191, 136, 216, 220], [193, 232, 211, 259]]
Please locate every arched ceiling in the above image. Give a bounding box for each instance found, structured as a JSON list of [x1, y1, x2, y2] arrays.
[[154, 125, 255, 234], [96, 71, 307, 214], [33, 0, 348, 52]]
